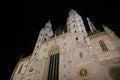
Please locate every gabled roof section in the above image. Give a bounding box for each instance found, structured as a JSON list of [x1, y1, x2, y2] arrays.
[[51, 24, 67, 37]]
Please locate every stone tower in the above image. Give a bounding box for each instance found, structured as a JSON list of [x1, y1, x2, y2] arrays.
[[11, 9, 120, 80], [67, 9, 87, 43], [32, 20, 53, 59]]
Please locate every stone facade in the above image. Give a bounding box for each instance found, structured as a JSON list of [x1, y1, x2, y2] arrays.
[[11, 9, 120, 80]]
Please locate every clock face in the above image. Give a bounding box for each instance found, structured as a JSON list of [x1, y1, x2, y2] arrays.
[[80, 69, 87, 76]]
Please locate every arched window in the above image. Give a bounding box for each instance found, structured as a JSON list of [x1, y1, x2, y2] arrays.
[[48, 45, 60, 80], [99, 40, 108, 52], [48, 54, 59, 80]]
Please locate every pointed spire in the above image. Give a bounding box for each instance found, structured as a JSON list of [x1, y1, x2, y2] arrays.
[[10, 54, 23, 80], [45, 20, 52, 28], [87, 17, 97, 32], [54, 34, 56, 42], [68, 9, 78, 16], [102, 25, 112, 33], [20, 54, 23, 60], [62, 31, 64, 34]]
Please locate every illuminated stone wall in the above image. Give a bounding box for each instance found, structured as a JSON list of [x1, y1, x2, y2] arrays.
[[11, 10, 120, 80]]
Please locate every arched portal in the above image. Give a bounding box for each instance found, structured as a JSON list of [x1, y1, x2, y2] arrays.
[[48, 45, 60, 80]]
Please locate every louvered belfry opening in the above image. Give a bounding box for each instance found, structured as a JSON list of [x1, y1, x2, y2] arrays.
[[48, 53, 59, 80]]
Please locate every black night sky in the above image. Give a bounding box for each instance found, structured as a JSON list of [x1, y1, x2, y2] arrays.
[[2, 1, 120, 80]]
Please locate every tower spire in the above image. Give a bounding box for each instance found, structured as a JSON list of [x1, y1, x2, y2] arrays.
[[45, 20, 52, 29], [67, 9, 87, 43], [68, 9, 77, 16], [102, 25, 113, 33], [87, 17, 97, 32]]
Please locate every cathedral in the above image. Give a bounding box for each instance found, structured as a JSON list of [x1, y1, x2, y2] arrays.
[[11, 9, 120, 80]]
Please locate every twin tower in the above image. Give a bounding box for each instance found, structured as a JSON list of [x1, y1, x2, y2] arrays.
[[11, 9, 120, 80], [37, 9, 97, 43]]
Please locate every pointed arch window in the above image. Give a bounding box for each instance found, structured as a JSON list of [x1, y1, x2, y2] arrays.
[[48, 45, 60, 80], [99, 40, 108, 52], [48, 54, 59, 80]]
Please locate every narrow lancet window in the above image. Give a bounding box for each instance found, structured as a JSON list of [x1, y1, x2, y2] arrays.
[[48, 53, 59, 80], [99, 40, 108, 52]]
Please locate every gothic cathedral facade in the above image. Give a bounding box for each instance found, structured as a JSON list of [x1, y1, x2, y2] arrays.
[[11, 10, 120, 80]]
